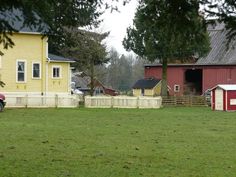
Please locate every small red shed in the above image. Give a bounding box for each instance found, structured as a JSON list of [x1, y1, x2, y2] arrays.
[[211, 84, 236, 111]]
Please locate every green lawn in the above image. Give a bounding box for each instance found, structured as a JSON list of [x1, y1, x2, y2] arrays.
[[0, 107, 235, 177]]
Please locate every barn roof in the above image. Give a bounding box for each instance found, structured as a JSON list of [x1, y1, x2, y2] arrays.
[[133, 78, 161, 89], [144, 63, 236, 67], [212, 84, 236, 91], [0, 8, 49, 34], [196, 22, 236, 65]]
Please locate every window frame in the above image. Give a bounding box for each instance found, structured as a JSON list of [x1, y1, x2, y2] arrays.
[[16, 60, 27, 83], [174, 84, 180, 92], [52, 66, 61, 79], [32, 62, 41, 79]]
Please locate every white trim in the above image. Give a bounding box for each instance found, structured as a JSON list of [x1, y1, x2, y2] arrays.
[[49, 60, 75, 63], [16, 60, 27, 83], [46, 62, 49, 93], [32, 62, 41, 79], [211, 84, 236, 91], [226, 91, 228, 111], [13, 31, 43, 35], [68, 64, 71, 93], [52, 65, 62, 79], [0, 55, 2, 69], [46, 41, 48, 59], [2, 92, 72, 96], [211, 90, 214, 110]]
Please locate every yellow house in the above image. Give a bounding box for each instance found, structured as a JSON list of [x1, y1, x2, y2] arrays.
[[132, 78, 161, 96], [0, 9, 74, 96]]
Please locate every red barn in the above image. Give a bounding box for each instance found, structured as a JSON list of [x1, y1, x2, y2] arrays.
[[145, 64, 236, 96], [144, 22, 236, 96], [211, 84, 236, 111]]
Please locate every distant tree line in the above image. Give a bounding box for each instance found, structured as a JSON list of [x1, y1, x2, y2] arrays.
[[93, 48, 147, 93]]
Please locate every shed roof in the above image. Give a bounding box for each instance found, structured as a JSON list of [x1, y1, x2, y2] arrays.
[[133, 78, 161, 89], [48, 53, 75, 63], [196, 22, 236, 65], [0, 8, 49, 34], [212, 84, 236, 91]]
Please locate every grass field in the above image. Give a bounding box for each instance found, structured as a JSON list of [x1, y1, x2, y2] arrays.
[[0, 107, 236, 177]]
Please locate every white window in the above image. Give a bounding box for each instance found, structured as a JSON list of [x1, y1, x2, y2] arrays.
[[52, 66, 61, 78], [95, 87, 104, 95], [32, 62, 41, 79], [174, 84, 180, 92], [16, 60, 26, 82]]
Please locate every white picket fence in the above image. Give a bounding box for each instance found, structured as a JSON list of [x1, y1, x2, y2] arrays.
[[5, 94, 79, 108], [85, 96, 162, 109]]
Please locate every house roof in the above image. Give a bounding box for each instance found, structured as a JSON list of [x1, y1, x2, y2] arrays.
[[211, 84, 236, 91], [133, 78, 161, 89], [71, 72, 117, 95], [48, 53, 75, 63], [0, 8, 49, 34], [196, 22, 236, 65]]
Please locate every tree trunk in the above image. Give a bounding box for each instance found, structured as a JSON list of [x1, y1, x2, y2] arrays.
[[161, 58, 168, 96], [90, 60, 95, 96]]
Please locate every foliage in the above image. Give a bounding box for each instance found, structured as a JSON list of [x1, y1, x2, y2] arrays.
[[101, 48, 145, 92], [106, 49, 132, 91], [0, 0, 130, 52], [123, 0, 210, 96], [203, 0, 236, 42], [61, 28, 109, 95], [0, 107, 236, 177], [0, 81, 5, 87]]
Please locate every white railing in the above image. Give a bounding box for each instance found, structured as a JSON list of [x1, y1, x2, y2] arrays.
[[5, 94, 79, 108], [85, 96, 162, 109]]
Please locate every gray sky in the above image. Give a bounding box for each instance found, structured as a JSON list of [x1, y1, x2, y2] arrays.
[[99, 0, 138, 55]]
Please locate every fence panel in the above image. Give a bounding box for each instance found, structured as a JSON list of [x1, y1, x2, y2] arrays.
[[138, 97, 162, 108], [113, 96, 138, 108], [85, 96, 162, 109], [85, 96, 112, 108], [162, 96, 207, 106], [5, 95, 79, 108]]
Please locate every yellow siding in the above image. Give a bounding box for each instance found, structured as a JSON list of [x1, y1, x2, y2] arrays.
[[132, 82, 161, 97], [153, 82, 161, 96], [133, 89, 142, 96], [0, 33, 47, 93], [48, 62, 70, 93], [144, 89, 153, 96], [0, 32, 71, 94]]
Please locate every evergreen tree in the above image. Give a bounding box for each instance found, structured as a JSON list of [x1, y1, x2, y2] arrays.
[[0, 0, 130, 53], [203, 0, 236, 42], [123, 0, 210, 96], [60, 28, 109, 96]]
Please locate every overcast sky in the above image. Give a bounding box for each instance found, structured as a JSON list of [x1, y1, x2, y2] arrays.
[[99, 0, 138, 55]]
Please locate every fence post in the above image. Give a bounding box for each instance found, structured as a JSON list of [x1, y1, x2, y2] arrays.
[[137, 96, 139, 108], [174, 96, 177, 106], [25, 94, 28, 108], [55, 94, 58, 108], [111, 96, 114, 108]]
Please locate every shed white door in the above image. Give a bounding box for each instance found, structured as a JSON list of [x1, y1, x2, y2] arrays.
[[215, 89, 223, 110]]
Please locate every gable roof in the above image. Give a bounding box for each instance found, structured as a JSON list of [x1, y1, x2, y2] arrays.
[[48, 53, 75, 63], [196, 22, 236, 65], [211, 84, 236, 91], [133, 78, 161, 89], [0, 8, 49, 34]]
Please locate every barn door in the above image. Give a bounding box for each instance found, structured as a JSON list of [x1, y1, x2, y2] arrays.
[[215, 89, 223, 110]]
